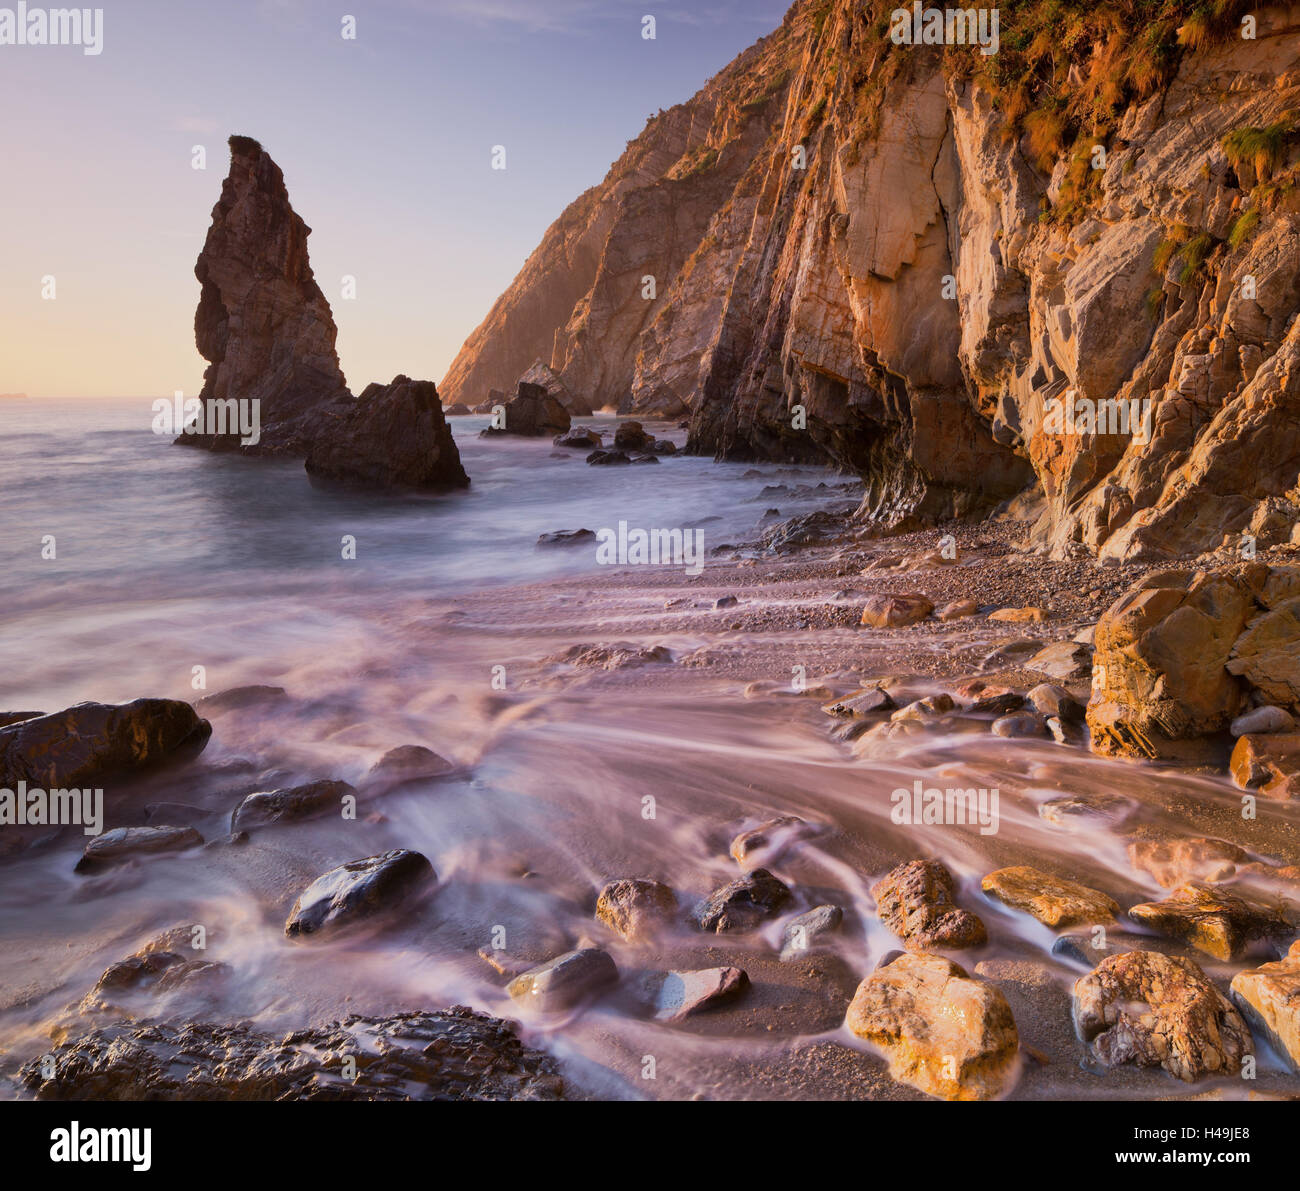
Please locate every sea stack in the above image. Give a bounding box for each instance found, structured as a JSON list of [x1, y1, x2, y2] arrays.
[[184, 135, 468, 490]]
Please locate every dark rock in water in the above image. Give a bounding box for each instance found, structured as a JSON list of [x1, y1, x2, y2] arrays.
[[0, 711, 43, 728], [20, 1007, 568, 1100], [537, 528, 597, 548], [780, 904, 843, 961], [285, 849, 435, 938], [76, 826, 204, 873], [506, 947, 618, 1011], [595, 878, 676, 941], [630, 453, 660, 464], [195, 685, 287, 713], [231, 779, 356, 831], [479, 381, 570, 438], [520, 359, 592, 417], [0, 699, 210, 788], [613, 420, 653, 451], [650, 439, 677, 455], [821, 687, 895, 718], [305, 375, 469, 490], [183, 136, 351, 456], [991, 711, 1048, 738], [554, 427, 602, 449], [86, 928, 228, 1008], [871, 859, 987, 950], [713, 595, 739, 609], [364, 745, 455, 791], [762, 511, 844, 554], [586, 448, 631, 465], [693, 868, 792, 933], [650, 966, 749, 1021], [443, 403, 472, 416]]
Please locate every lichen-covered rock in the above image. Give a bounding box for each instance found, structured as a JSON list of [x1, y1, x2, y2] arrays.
[[845, 953, 1019, 1101], [1072, 951, 1253, 1081], [285, 850, 435, 938], [20, 1007, 568, 1100], [693, 868, 791, 933], [595, 878, 676, 941], [1230, 940, 1300, 1073], [872, 859, 986, 951], [981, 866, 1119, 928], [1126, 883, 1293, 961]]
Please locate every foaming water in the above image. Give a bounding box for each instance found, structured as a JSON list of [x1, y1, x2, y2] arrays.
[[1, 397, 1296, 1100]]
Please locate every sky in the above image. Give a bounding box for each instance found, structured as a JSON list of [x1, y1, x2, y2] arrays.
[[0, 0, 787, 397]]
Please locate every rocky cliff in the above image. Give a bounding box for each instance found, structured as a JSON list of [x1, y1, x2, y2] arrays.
[[441, 0, 1300, 559], [185, 137, 468, 490]]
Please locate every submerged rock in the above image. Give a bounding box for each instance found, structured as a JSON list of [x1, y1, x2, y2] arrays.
[[285, 850, 435, 938], [364, 745, 455, 791], [693, 868, 791, 933], [1072, 951, 1253, 1081], [76, 826, 203, 873], [820, 687, 894, 718], [0, 698, 210, 789], [1128, 837, 1250, 889], [554, 427, 602, 448], [1126, 883, 1293, 961], [537, 528, 597, 548], [728, 815, 807, 868], [506, 947, 618, 1012], [871, 859, 986, 951], [1230, 941, 1300, 1073], [595, 878, 676, 941], [845, 953, 1019, 1101], [981, 866, 1119, 928], [21, 1007, 568, 1100]]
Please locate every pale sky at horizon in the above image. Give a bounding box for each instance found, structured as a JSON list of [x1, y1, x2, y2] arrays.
[[0, 0, 787, 397]]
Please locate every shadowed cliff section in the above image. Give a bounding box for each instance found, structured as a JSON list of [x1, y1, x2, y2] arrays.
[[441, 0, 1300, 558], [183, 136, 468, 491]]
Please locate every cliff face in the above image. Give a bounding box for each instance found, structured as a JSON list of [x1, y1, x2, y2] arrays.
[[188, 138, 468, 490], [441, 0, 1300, 560]]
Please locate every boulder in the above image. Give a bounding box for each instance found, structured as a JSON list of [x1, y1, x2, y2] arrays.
[[891, 693, 954, 721], [595, 878, 676, 941], [821, 687, 895, 718], [442, 402, 472, 416], [991, 712, 1048, 738], [1025, 641, 1092, 681], [859, 594, 933, 628], [871, 859, 987, 950], [586, 449, 631, 465], [1226, 596, 1300, 711], [284, 850, 435, 938], [612, 420, 653, 451], [553, 427, 602, 449], [981, 866, 1119, 928], [649, 967, 749, 1022], [845, 953, 1019, 1101], [1229, 705, 1296, 736], [76, 826, 203, 873], [988, 606, 1047, 623], [1072, 951, 1253, 1081], [363, 745, 455, 792], [305, 375, 469, 489], [480, 381, 571, 437], [0, 699, 210, 788], [230, 780, 356, 831], [693, 868, 791, 933], [506, 947, 618, 1012], [1230, 940, 1300, 1073], [1230, 732, 1300, 798], [780, 904, 843, 961], [1086, 569, 1256, 758], [1026, 683, 1085, 722], [937, 599, 978, 621], [1126, 884, 1293, 960]]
